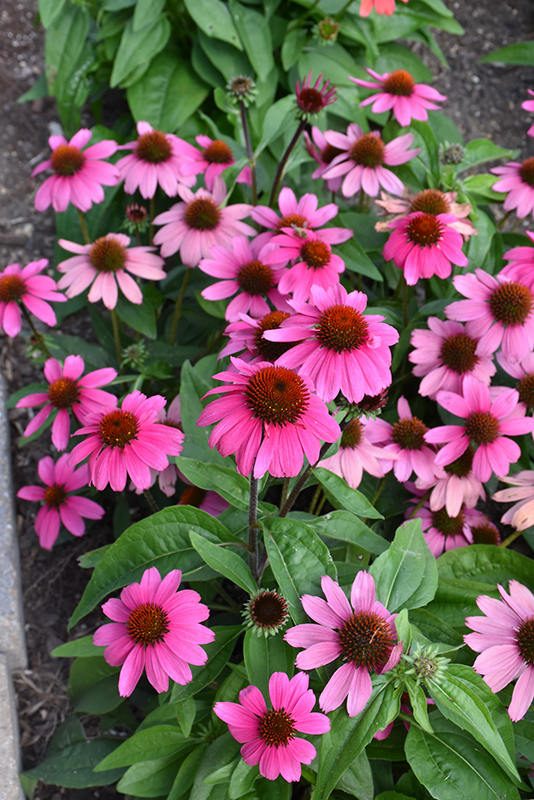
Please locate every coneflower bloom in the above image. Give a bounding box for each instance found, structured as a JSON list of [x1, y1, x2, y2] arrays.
[[70, 390, 184, 491], [415, 446, 485, 518], [409, 318, 496, 399], [383, 211, 468, 285], [17, 454, 104, 550], [445, 269, 534, 363], [359, 0, 408, 16], [16, 355, 117, 451], [425, 376, 534, 483], [469, 511, 501, 545], [464, 580, 534, 721], [492, 159, 534, 219], [350, 68, 446, 127], [365, 396, 436, 484], [219, 309, 295, 363], [0, 260, 66, 337], [177, 134, 251, 191], [304, 127, 344, 192], [285, 572, 402, 717], [214, 672, 330, 782], [318, 417, 398, 489], [94, 567, 214, 696], [262, 229, 345, 302], [375, 188, 476, 240], [500, 230, 534, 290], [522, 89, 534, 137], [32, 129, 119, 213], [197, 358, 340, 479], [493, 471, 534, 531], [153, 177, 254, 266], [57, 233, 166, 310], [295, 72, 337, 117], [263, 284, 399, 404], [321, 124, 419, 198], [198, 236, 286, 321], [497, 351, 534, 412], [406, 494, 486, 557], [116, 121, 196, 198]]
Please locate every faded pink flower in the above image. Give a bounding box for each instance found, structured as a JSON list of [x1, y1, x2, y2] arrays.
[[94, 567, 215, 696], [500, 230, 534, 290], [497, 351, 534, 413], [197, 358, 340, 479], [464, 580, 534, 721], [285, 572, 402, 717], [415, 445, 485, 519], [493, 471, 534, 531], [359, 0, 408, 15], [304, 127, 344, 192], [375, 188, 476, 240], [17, 454, 104, 549], [214, 672, 330, 782], [321, 123, 419, 198], [219, 309, 295, 363], [70, 390, 184, 491], [0, 260, 66, 337], [32, 129, 119, 213], [178, 135, 252, 191], [295, 72, 337, 117], [318, 417, 398, 489], [492, 159, 534, 219], [406, 492, 480, 557], [16, 355, 117, 451], [153, 177, 254, 266], [350, 68, 446, 127], [57, 233, 166, 310]]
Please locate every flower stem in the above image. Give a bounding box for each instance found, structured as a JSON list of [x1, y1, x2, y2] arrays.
[[240, 101, 258, 206], [400, 272, 408, 329], [269, 119, 307, 208], [497, 209, 513, 231], [248, 475, 260, 582], [280, 477, 290, 511], [149, 195, 156, 245], [315, 492, 328, 516], [20, 305, 52, 357], [143, 488, 160, 514], [308, 484, 322, 515], [110, 307, 122, 368], [500, 528, 524, 548], [169, 267, 192, 345], [334, 0, 356, 18], [407, 489, 431, 519], [77, 209, 90, 245]]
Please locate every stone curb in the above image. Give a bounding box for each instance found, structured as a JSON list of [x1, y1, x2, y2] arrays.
[[0, 372, 28, 800]]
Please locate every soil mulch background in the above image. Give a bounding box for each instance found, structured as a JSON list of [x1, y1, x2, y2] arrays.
[[2, 0, 534, 797]]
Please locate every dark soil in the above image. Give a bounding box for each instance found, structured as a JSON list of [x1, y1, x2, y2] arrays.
[[2, 0, 534, 797]]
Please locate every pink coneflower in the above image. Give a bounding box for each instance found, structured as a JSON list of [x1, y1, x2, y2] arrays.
[[304, 127, 344, 192], [32, 129, 119, 213], [214, 672, 330, 782], [365, 396, 437, 484], [178, 135, 251, 191], [94, 566, 214, 696], [500, 230, 534, 290], [262, 229, 345, 303], [469, 511, 501, 545], [491, 158, 534, 219], [493, 471, 534, 531], [409, 318, 496, 399], [406, 493, 479, 557], [425, 376, 534, 483], [17, 454, 104, 549], [177, 484, 229, 516], [250, 187, 352, 248], [522, 89, 534, 137], [359, 0, 408, 16], [199, 236, 286, 321], [321, 123, 419, 198], [446, 269, 534, 363], [197, 358, 340, 479], [263, 284, 399, 404], [464, 580, 534, 721], [16, 355, 117, 451], [415, 446, 485, 518], [350, 68, 446, 127], [375, 189, 477, 240], [0, 260, 66, 337], [383, 211, 468, 285], [497, 351, 534, 412], [285, 572, 402, 716], [70, 390, 184, 491], [57, 233, 166, 310], [219, 309, 296, 363], [153, 177, 254, 266], [318, 417, 398, 489], [295, 72, 337, 117], [116, 121, 196, 198]]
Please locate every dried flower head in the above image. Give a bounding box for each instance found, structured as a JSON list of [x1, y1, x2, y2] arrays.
[[440, 142, 465, 165], [313, 17, 340, 45], [226, 75, 258, 107], [295, 72, 337, 119]]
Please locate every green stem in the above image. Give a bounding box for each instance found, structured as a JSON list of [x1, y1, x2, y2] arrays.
[[77, 209, 90, 245], [20, 305, 52, 357], [248, 475, 260, 582], [213, 581, 242, 614], [288, 0, 322, 30], [334, 0, 355, 18], [240, 101, 258, 206], [269, 119, 307, 208], [308, 484, 322, 515], [500, 528, 524, 549], [143, 488, 160, 514], [279, 477, 290, 511], [497, 209, 513, 231], [149, 195, 156, 245], [110, 308, 122, 368], [401, 272, 408, 329], [169, 267, 192, 345], [408, 489, 431, 519], [315, 492, 328, 516]]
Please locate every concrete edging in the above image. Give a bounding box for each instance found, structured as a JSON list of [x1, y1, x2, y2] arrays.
[[0, 372, 28, 800]]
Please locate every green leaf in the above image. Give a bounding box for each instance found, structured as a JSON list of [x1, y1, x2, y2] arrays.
[[375, 43, 433, 83], [229, 759, 259, 799], [405, 711, 521, 800], [39, 0, 65, 28], [168, 747, 208, 800], [95, 726, 192, 770], [336, 750, 374, 800], [117, 753, 183, 797], [410, 119, 439, 180], [115, 292, 157, 339], [313, 468, 383, 519], [184, 0, 242, 49], [264, 517, 336, 624], [190, 532, 256, 594], [334, 239, 383, 282], [313, 510, 389, 554], [438, 544, 534, 593], [408, 609, 463, 649], [458, 139, 517, 172], [23, 739, 124, 789], [69, 506, 236, 627], [17, 72, 49, 104], [405, 679, 432, 733], [110, 15, 171, 88], [51, 635, 104, 658], [281, 27, 306, 71], [190, 734, 241, 800], [171, 626, 242, 702], [427, 664, 519, 783], [132, 0, 165, 31], [45, 4, 89, 94], [369, 519, 438, 613], [480, 42, 534, 65], [254, 94, 297, 156], [243, 630, 293, 697], [229, 1, 273, 81], [127, 51, 209, 132], [298, 43, 362, 88], [463, 173, 505, 203], [176, 698, 196, 737], [177, 456, 250, 510]]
